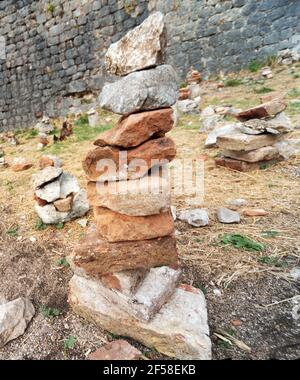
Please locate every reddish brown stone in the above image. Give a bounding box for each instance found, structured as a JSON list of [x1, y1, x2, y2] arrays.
[[94, 207, 174, 242], [68, 231, 178, 276], [11, 158, 33, 172], [83, 137, 176, 181], [236, 99, 287, 121], [89, 340, 143, 360], [243, 209, 268, 217], [53, 196, 73, 212], [215, 157, 262, 172], [94, 108, 174, 148], [39, 156, 54, 169], [34, 194, 48, 207], [179, 88, 190, 100]]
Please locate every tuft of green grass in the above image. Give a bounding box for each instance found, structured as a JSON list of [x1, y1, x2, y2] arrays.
[[248, 55, 277, 72], [74, 114, 89, 127], [64, 335, 76, 350], [224, 78, 242, 87], [73, 122, 112, 143], [287, 88, 300, 98], [46, 3, 55, 14], [55, 222, 64, 230], [40, 306, 60, 319], [217, 340, 232, 349], [261, 230, 279, 238], [220, 234, 265, 252], [194, 282, 207, 295], [55, 257, 70, 268], [258, 256, 287, 268], [34, 218, 47, 231], [7, 226, 19, 237], [254, 87, 274, 94]]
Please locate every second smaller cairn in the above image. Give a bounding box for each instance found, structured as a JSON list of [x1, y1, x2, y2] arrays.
[[215, 98, 294, 171]]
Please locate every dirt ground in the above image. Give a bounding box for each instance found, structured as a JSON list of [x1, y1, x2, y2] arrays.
[[0, 64, 300, 360]]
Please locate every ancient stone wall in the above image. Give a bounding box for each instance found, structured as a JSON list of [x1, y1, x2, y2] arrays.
[[0, 0, 299, 131]]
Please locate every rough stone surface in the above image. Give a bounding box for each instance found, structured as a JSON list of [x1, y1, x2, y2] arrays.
[[68, 231, 178, 276], [89, 340, 143, 361], [87, 171, 171, 216], [35, 178, 61, 203], [35, 189, 89, 224], [177, 97, 201, 114], [53, 196, 73, 212], [0, 297, 35, 348], [100, 270, 147, 296], [226, 198, 248, 208], [69, 276, 212, 360], [178, 209, 209, 227], [274, 139, 300, 159], [243, 209, 268, 217], [94, 108, 174, 148], [205, 124, 242, 148], [59, 172, 80, 198], [216, 133, 282, 152], [94, 207, 174, 242], [223, 146, 280, 163], [32, 166, 62, 189], [240, 113, 293, 135], [215, 156, 271, 172], [39, 155, 62, 169], [11, 157, 33, 172], [83, 137, 176, 182], [217, 207, 240, 224], [98, 65, 178, 115], [236, 99, 287, 121], [106, 12, 166, 76]]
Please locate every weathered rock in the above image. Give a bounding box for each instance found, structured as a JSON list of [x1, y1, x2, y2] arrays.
[[105, 12, 166, 76], [179, 88, 190, 100], [69, 276, 211, 360], [87, 171, 171, 216], [187, 68, 201, 84], [99, 65, 178, 115], [177, 97, 201, 114], [205, 123, 242, 148], [94, 207, 174, 242], [0, 157, 8, 168], [32, 166, 62, 189], [178, 209, 209, 227], [274, 139, 300, 159], [94, 108, 174, 148], [277, 49, 300, 65], [83, 137, 176, 182], [226, 198, 248, 207], [240, 113, 293, 135], [68, 231, 178, 276], [243, 209, 268, 217], [188, 84, 202, 100], [0, 297, 35, 348], [201, 114, 223, 132], [59, 172, 80, 198], [215, 156, 269, 172], [35, 178, 61, 202], [39, 155, 62, 169], [261, 66, 273, 79], [11, 157, 33, 172], [53, 195, 73, 212], [87, 109, 99, 128], [101, 269, 147, 296], [35, 117, 54, 134], [216, 133, 282, 152], [289, 267, 300, 282], [223, 146, 280, 163], [217, 207, 240, 224], [236, 99, 287, 121], [35, 189, 89, 224], [89, 340, 143, 360]]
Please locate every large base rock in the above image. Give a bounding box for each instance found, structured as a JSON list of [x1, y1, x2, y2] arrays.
[[98, 65, 178, 115], [0, 297, 35, 348], [215, 156, 282, 172], [69, 276, 212, 360]]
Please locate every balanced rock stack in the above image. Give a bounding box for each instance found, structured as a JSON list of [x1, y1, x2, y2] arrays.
[[32, 155, 89, 224], [68, 13, 211, 360], [215, 99, 293, 172]]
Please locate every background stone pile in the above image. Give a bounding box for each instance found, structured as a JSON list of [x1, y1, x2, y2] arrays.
[[68, 13, 211, 360], [215, 98, 294, 171], [32, 155, 89, 224]]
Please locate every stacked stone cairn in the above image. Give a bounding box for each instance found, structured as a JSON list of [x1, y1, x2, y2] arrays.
[[215, 98, 294, 172], [32, 155, 89, 224], [68, 13, 211, 360]]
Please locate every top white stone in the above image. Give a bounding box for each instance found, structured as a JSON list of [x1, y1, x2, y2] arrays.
[[105, 12, 166, 76]]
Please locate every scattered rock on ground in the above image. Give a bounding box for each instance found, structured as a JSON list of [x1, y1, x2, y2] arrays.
[[217, 207, 240, 224], [178, 209, 209, 227], [0, 297, 35, 348], [289, 267, 300, 282], [39, 155, 62, 169], [89, 340, 143, 360], [177, 96, 201, 114], [11, 157, 33, 172], [226, 199, 248, 208], [243, 209, 268, 217]]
